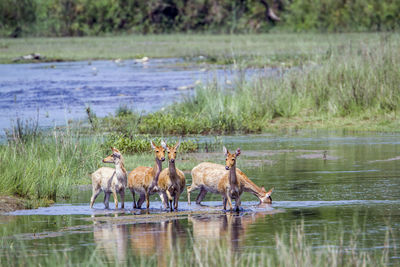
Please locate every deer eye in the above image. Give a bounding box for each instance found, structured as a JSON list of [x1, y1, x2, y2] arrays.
[[232, 159, 235, 161], [156, 150, 159, 153]]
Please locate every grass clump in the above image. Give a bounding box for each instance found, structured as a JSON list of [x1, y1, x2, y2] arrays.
[[0, 130, 103, 207], [104, 134, 199, 154]]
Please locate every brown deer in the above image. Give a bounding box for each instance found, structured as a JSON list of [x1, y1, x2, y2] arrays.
[[187, 147, 273, 211], [127, 140, 166, 209], [157, 140, 186, 211], [90, 147, 127, 209]]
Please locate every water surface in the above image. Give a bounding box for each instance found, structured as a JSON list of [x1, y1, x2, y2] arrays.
[[0, 59, 276, 130], [2, 131, 399, 265]]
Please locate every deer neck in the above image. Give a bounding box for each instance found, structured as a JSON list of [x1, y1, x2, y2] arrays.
[[229, 164, 238, 188], [114, 161, 127, 185], [242, 178, 264, 199], [151, 158, 163, 183], [169, 161, 179, 184]]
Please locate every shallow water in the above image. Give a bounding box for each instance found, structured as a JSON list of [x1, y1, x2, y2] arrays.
[[1, 131, 400, 265], [0, 59, 276, 130]]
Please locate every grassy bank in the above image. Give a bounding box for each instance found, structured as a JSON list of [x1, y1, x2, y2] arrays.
[[96, 33, 400, 134], [0, 131, 102, 208], [0, 33, 389, 64], [0, 126, 214, 208], [1, 222, 396, 266]]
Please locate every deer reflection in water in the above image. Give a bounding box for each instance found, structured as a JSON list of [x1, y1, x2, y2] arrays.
[[189, 212, 270, 253], [93, 219, 129, 263], [92, 212, 272, 265], [93, 217, 186, 267]]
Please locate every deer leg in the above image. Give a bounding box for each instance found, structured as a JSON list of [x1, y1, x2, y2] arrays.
[[235, 196, 241, 212], [112, 190, 118, 209], [159, 192, 169, 209], [223, 197, 227, 210], [130, 188, 137, 209], [174, 192, 179, 210], [187, 186, 192, 205], [196, 187, 207, 205], [145, 192, 150, 210], [90, 187, 101, 208], [166, 190, 173, 211], [226, 193, 233, 211], [120, 189, 125, 209], [137, 193, 145, 209], [104, 192, 110, 209]]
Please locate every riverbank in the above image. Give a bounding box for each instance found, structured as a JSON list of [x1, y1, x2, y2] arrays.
[[1, 32, 400, 208], [0, 33, 393, 65]]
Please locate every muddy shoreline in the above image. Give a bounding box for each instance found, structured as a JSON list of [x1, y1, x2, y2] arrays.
[[0, 195, 26, 213]]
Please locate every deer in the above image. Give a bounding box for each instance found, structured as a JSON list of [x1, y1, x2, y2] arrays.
[[90, 147, 127, 209], [157, 140, 186, 211], [187, 146, 273, 211], [127, 140, 166, 209]]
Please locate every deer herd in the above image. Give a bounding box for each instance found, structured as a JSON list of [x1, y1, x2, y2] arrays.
[[90, 140, 274, 211]]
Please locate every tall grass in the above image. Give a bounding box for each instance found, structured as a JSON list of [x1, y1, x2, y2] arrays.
[[0, 130, 103, 207], [0, 126, 205, 207], [127, 34, 400, 134]]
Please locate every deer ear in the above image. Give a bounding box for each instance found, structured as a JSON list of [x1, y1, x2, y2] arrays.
[[150, 140, 156, 150], [161, 140, 167, 149], [223, 146, 228, 156], [267, 187, 274, 195], [235, 148, 241, 157], [261, 186, 266, 192]]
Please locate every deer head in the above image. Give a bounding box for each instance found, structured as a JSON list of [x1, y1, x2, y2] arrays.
[[223, 146, 240, 170], [103, 147, 122, 165], [260, 187, 274, 204], [165, 139, 181, 164], [150, 140, 166, 162]]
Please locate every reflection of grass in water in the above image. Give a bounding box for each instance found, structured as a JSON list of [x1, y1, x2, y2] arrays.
[[0, 222, 396, 266]]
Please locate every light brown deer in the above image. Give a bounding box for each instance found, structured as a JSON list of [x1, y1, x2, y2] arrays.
[[127, 140, 166, 209], [90, 147, 127, 209], [188, 147, 273, 211], [157, 140, 186, 211]]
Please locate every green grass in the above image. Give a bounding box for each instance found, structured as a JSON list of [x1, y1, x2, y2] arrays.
[[96, 33, 400, 134], [0, 33, 390, 65], [1, 222, 395, 266], [0, 132, 103, 207], [0, 127, 209, 208]]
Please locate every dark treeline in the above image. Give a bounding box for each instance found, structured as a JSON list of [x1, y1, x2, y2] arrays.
[[1, 0, 399, 37]]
